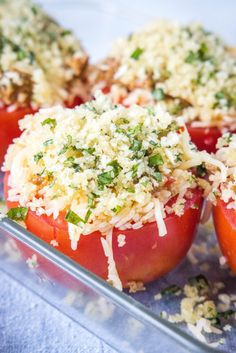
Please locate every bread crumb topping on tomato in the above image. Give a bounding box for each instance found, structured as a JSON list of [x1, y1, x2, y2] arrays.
[[90, 20, 236, 127], [3, 92, 225, 248], [0, 0, 88, 108]]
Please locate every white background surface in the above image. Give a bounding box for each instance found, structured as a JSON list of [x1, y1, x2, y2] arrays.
[[40, 0, 236, 61]]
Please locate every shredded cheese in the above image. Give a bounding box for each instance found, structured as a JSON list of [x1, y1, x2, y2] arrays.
[[100, 229, 122, 291], [154, 199, 167, 237]]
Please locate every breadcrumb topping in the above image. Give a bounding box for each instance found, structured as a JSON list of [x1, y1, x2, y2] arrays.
[[3, 92, 224, 250], [91, 20, 236, 126], [0, 0, 88, 108]]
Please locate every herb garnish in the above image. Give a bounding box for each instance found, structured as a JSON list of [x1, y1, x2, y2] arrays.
[[7, 207, 28, 221], [148, 154, 164, 167], [42, 118, 57, 130], [161, 284, 182, 296], [130, 47, 143, 60], [43, 139, 54, 146], [65, 209, 91, 225], [34, 152, 44, 163], [152, 88, 166, 101]]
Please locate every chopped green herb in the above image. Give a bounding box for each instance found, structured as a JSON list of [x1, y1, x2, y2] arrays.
[[146, 107, 155, 116], [34, 152, 43, 163], [196, 163, 207, 177], [126, 187, 135, 193], [97, 171, 114, 188], [168, 104, 183, 115], [64, 156, 75, 167], [191, 203, 199, 209], [7, 207, 28, 221], [185, 50, 199, 63], [217, 309, 235, 320], [148, 154, 163, 167], [198, 42, 210, 61], [214, 90, 236, 108], [128, 123, 143, 136], [31, 4, 38, 15], [58, 135, 73, 155], [130, 47, 143, 60], [112, 205, 122, 214], [215, 91, 226, 101], [65, 209, 84, 225], [29, 51, 35, 65], [42, 118, 57, 130], [84, 147, 95, 155], [211, 309, 235, 326], [64, 156, 81, 172], [161, 284, 181, 296], [131, 164, 139, 178], [188, 274, 209, 294], [152, 171, 162, 182], [116, 127, 127, 135], [149, 140, 159, 147], [223, 132, 233, 144], [107, 160, 122, 177], [185, 43, 210, 63], [152, 88, 166, 101], [175, 153, 183, 163], [58, 145, 68, 155], [130, 139, 142, 152], [61, 30, 72, 36], [88, 194, 96, 209], [17, 48, 27, 60], [84, 209, 92, 223], [43, 139, 54, 146], [68, 183, 78, 190]]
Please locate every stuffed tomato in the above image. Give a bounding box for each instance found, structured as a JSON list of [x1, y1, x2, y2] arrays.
[[3, 92, 224, 289], [0, 0, 89, 165], [90, 21, 236, 153], [212, 133, 236, 274]]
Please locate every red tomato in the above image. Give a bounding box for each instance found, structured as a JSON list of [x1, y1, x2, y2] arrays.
[[213, 199, 236, 274], [187, 125, 225, 153], [0, 106, 36, 166], [0, 96, 84, 167], [4, 172, 203, 286]]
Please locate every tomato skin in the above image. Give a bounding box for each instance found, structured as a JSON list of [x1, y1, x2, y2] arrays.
[[213, 200, 236, 274], [0, 96, 84, 167], [187, 125, 225, 153], [4, 173, 203, 286], [0, 106, 36, 166]]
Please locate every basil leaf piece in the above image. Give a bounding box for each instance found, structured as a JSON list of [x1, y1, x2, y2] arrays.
[[130, 47, 143, 60], [7, 207, 28, 221], [148, 154, 164, 167]]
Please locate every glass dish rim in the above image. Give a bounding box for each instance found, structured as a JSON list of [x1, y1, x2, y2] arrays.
[[0, 217, 223, 353]]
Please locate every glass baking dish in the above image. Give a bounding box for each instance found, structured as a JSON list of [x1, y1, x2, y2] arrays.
[[1, 1, 236, 352], [2, 170, 235, 353], [0, 184, 223, 353]]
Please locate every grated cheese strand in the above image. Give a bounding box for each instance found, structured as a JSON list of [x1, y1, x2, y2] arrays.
[[154, 199, 167, 237], [100, 229, 122, 291]]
